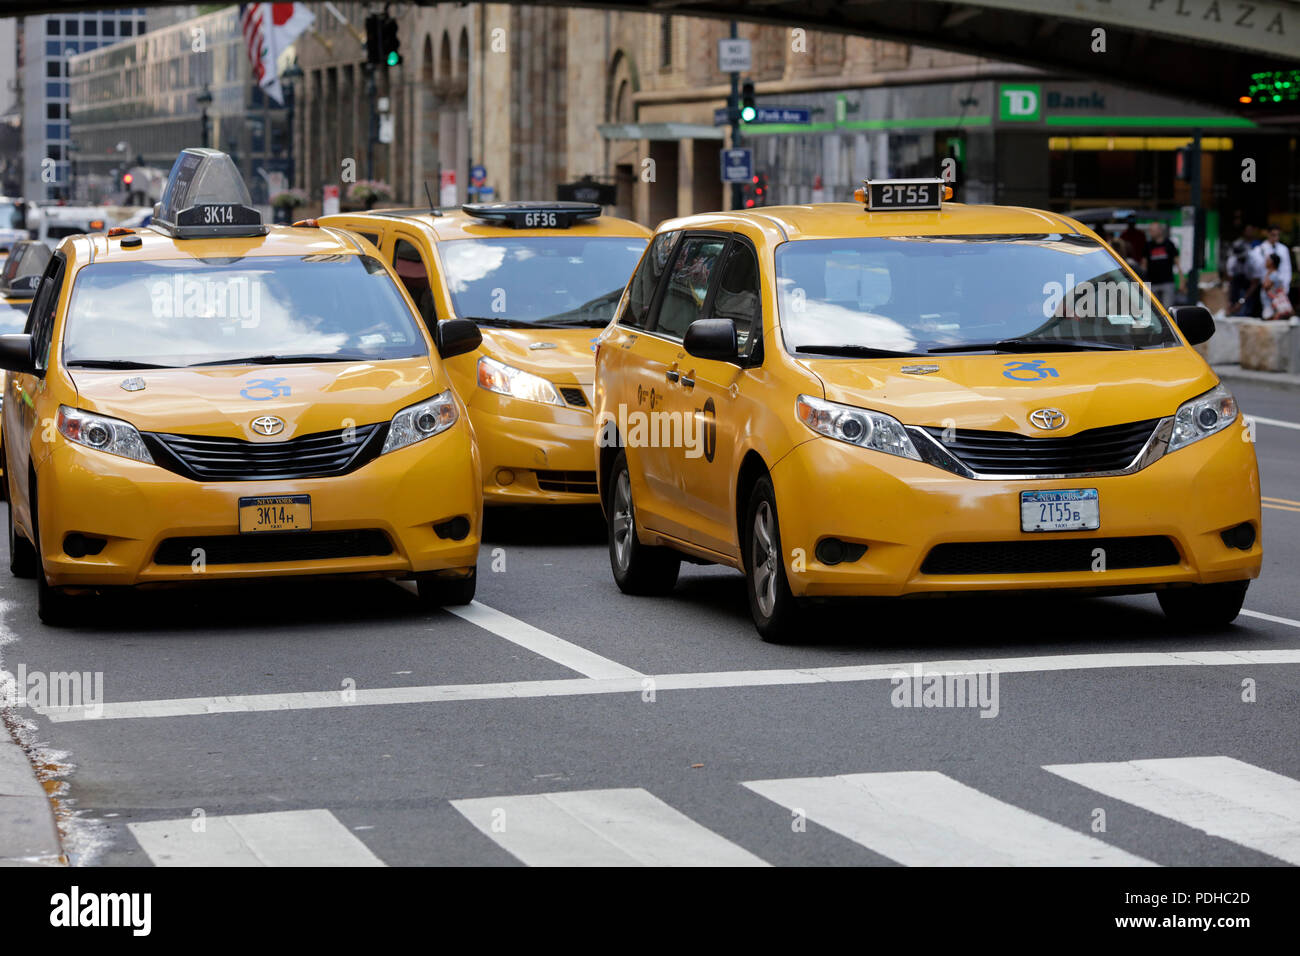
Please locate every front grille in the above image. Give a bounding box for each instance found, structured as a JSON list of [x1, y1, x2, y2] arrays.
[[142, 423, 386, 481], [536, 469, 598, 494], [922, 418, 1159, 476], [559, 387, 588, 407], [921, 536, 1180, 575], [154, 530, 393, 566]]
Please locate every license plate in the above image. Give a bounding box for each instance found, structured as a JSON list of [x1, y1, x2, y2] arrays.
[[239, 495, 311, 533], [1020, 489, 1099, 533]]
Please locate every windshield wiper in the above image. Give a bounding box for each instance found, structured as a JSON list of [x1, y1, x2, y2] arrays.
[[461, 316, 551, 329], [185, 354, 363, 367], [65, 359, 173, 369], [926, 338, 1130, 354], [546, 316, 609, 328], [795, 344, 922, 358]]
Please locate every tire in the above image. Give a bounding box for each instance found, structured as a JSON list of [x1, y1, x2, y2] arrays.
[[416, 568, 477, 607], [607, 450, 680, 596], [743, 475, 803, 643], [1157, 580, 1249, 629], [7, 468, 35, 579], [30, 478, 83, 627]]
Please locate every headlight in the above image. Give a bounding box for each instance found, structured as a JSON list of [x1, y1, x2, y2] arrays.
[[1167, 383, 1237, 453], [57, 405, 153, 463], [477, 356, 563, 406], [381, 390, 458, 455], [796, 394, 921, 461]]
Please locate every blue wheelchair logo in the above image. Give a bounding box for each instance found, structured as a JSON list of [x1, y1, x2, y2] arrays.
[[240, 377, 292, 401], [1002, 360, 1059, 382]]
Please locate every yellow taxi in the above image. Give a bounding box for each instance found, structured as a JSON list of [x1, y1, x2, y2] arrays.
[[0, 148, 484, 625], [0, 240, 51, 494], [594, 178, 1261, 640], [321, 202, 649, 505]]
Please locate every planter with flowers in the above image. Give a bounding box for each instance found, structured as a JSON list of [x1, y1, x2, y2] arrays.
[[270, 188, 309, 224], [346, 180, 394, 210]]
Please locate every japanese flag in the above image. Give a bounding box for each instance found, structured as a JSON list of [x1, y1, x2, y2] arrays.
[[241, 3, 314, 105]]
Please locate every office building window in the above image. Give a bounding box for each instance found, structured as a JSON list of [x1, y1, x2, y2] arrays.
[[103, 21, 115, 37], [65, 20, 79, 36], [47, 20, 60, 35], [84, 20, 98, 36]]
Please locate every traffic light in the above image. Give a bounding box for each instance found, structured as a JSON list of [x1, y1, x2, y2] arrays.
[[365, 13, 384, 66], [740, 80, 756, 123], [121, 172, 133, 187], [381, 16, 401, 68], [1174, 147, 1192, 181]]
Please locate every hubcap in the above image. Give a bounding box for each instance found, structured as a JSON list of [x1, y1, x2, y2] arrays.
[[751, 501, 778, 618], [612, 470, 634, 571]]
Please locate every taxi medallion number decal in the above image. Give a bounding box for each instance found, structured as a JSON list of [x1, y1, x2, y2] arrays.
[[239, 495, 312, 533], [1020, 489, 1099, 533]]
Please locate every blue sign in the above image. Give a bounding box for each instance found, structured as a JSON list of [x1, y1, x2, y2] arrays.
[[1002, 360, 1060, 382], [753, 107, 811, 125], [719, 148, 753, 184], [470, 164, 487, 185], [714, 107, 731, 127], [469, 185, 495, 199], [241, 377, 291, 400]]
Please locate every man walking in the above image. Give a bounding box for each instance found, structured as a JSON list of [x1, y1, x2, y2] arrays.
[[1145, 222, 1181, 308]]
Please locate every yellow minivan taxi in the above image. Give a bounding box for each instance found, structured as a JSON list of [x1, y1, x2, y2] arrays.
[[594, 178, 1261, 641], [321, 202, 649, 505], [0, 239, 52, 494], [0, 148, 484, 625]]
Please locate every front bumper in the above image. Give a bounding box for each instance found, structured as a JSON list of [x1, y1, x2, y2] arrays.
[[469, 391, 598, 505], [36, 422, 482, 587], [770, 424, 1262, 598]]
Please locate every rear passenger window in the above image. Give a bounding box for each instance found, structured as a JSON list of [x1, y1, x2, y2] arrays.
[[355, 232, 380, 248], [711, 241, 762, 361], [655, 237, 726, 340], [392, 238, 436, 330], [622, 229, 679, 329], [27, 251, 65, 372]]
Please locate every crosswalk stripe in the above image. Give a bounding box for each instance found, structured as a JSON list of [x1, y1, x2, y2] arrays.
[[127, 809, 385, 867], [744, 771, 1154, 866], [450, 788, 769, 867], [1043, 756, 1300, 866], [447, 600, 644, 679], [1250, 415, 1300, 431]]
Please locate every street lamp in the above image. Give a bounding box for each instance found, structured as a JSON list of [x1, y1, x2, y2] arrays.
[[197, 84, 213, 149], [280, 61, 303, 188]]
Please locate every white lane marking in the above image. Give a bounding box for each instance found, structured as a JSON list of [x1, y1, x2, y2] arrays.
[[448, 600, 642, 679], [1249, 415, 1300, 431], [1240, 608, 1300, 629], [127, 809, 385, 867], [42, 647, 1300, 722], [451, 788, 768, 867], [1043, 756, 1300, 866], [744, 771, 1152, 866]]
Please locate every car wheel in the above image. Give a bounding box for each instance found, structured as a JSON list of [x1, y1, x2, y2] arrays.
[[744, 475, 802, 643], [607, 450, 680, 596], [30, 480, 82, 627], [7, 470, 35, 579], [416, 568, 477, 607], [1157, 580, 1249, 628]]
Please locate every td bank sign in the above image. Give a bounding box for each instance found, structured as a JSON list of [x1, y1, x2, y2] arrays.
[[999, 84, 1041, 121]]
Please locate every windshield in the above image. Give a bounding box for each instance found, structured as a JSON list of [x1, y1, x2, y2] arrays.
[[62, 255, 427, 368], [0, 201, 23, 231], [775, 234, 1178, 356], [439, 236, 647, 327]]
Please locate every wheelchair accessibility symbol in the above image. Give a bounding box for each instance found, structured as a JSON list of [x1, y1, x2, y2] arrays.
[[1002, 360, 1059, 382], [240, 377, 292, 401]]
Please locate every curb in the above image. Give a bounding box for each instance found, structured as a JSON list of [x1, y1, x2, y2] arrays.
[[1212, 364, 1300, 393], [0, 720, 64, 866]]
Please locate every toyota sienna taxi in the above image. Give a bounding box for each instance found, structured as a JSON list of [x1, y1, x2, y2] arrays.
[[321, 202, 649, 505], [0, 148, 484, 625], [594, 178, 1261, 641]]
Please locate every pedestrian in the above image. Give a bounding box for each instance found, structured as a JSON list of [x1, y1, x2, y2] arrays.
[[1257, 225, 1292, 303], [1262, 253, 1295, 320], [1120, 215, 1147, 268], [1145, 222, 1181, 308], [1226, 237, 1257, 316]]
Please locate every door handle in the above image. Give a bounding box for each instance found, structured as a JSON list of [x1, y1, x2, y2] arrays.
[[665, 367, 679, 384], [680, 371, 696, 389]]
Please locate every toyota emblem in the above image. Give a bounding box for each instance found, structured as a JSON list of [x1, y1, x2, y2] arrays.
[[1029, 408, 1067, 431], [250, 415, 285, 437]]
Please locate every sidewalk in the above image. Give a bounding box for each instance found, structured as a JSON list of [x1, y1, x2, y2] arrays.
[[1213, 364, 1300, 392], [0, 718, 63, 866]]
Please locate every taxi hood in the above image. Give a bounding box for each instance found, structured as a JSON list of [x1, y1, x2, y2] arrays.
[[479, 327, 598, 384], [800, 346, 1218, 433], [68, 356, 440, 440]]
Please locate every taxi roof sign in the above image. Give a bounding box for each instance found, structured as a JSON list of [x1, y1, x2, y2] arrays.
[[0, 239, 51, 296], [855, 178, 946, 212], [151, 148, 267, 240], [462, 201, 601, 229]]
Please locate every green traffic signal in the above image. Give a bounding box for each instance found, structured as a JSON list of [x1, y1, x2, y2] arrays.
[[387, 51, 401, 67], [740, 104, 757, 122]]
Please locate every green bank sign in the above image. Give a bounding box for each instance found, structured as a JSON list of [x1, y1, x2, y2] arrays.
[[999, 84, 1041, 121]]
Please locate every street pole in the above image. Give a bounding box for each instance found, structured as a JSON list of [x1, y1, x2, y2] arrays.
[[365, 63, 378, 181], [1188, 127, 1204, 306], [728, 20, 743, 212]]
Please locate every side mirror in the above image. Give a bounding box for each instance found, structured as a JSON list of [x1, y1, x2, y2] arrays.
[[683, 318, 738, 362], [0, 334, 35, 375], [435, 318, 482, 359], [1173, 305, 1215, 346]]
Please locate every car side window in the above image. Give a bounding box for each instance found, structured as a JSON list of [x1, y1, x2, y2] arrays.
[[711, 240, 763, 363], [654, 236, 726, 340], [355, 232, 380, 247], [622, 229, 680, 329], [25, 251, 65, 372], [391, 238, 437, 331]]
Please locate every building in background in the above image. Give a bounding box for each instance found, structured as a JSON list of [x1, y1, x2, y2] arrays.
[[21, 8, 149, 200], [0, 16, 21, 195]]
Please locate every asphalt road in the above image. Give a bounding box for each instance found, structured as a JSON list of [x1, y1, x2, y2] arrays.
[[1, 379, 1297, 867]]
